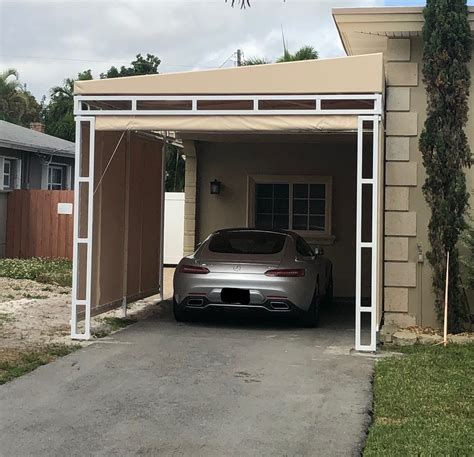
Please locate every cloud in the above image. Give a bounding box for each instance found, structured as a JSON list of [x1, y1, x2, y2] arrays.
[[1, 0, 384, 100]]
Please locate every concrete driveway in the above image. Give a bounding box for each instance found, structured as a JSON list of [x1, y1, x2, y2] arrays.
[[0, 301, 373, 457]]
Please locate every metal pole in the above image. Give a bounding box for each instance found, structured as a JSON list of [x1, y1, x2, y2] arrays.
[[443, 251, 450, 347], [236, 49, 243, 67]]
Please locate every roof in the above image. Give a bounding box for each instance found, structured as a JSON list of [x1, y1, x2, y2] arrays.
[[333, 6, 474, 56], [74, 53, 385, 95], [0, 120, 75, 157]]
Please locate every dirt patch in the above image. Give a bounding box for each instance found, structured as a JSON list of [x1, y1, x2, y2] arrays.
[[0, 277, 70, 303], [0, 268, 174, 347]]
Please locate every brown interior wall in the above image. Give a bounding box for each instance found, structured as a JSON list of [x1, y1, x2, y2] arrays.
[[90, 130, 163, 315], [127, 134, 163, 295]]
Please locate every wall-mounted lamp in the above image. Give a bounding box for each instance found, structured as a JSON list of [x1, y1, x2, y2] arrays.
[[210, 179, 221, 195]]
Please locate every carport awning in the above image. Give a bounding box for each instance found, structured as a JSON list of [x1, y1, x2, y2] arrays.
[[75, 53, 384, 95], [94, 115, 359, 132]]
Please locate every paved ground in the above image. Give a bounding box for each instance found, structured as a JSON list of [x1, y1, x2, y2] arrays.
[[0, 301, 374, 457]]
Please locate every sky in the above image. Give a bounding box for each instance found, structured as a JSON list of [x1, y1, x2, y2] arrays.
[[0, 0, 466, 101]]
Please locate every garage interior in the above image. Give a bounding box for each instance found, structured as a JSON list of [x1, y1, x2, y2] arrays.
[[72, 54, 384, 351]]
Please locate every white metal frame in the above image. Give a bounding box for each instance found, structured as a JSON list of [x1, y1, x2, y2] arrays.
[[72, 93, 382, 351], [355, 115, 380, 352], [71, 116, 95, 339], [74, 94, 382, 117]]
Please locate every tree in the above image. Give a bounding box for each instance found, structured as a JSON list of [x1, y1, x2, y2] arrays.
[[43, 70, 93, 141], [243, 45, 318, 66], [100, 53, 161, 79], [0, 68, 41, 126], [419, 0, 472, 331], [276, 45, 318, 62], [43, 53, 161, 141], [462, 223, 474, 291], [165, 144, 185, 192], [242, 57, 271, 66]]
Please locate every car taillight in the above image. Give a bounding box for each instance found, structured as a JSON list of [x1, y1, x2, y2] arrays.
[[265, 269, 305, 277], [179, 265, 210, 274]]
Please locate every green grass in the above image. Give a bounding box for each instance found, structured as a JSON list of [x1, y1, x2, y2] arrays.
[[0, 258, 72, 287], [364, 344, 474, 456], [0, 344, 79, 385], [100, 316, 137, 331]]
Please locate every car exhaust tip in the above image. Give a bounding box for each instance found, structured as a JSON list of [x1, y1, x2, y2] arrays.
[[269, 301, 290, 310], [188, 298, 205, 307]]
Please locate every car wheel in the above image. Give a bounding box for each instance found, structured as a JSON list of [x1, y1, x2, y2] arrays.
[[173, 297, 190, 323], [301, 289, 320, 328]]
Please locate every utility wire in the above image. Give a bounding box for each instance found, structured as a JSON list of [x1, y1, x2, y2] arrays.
[[0, 53, 216, 69], [218, 52, 236, 68]]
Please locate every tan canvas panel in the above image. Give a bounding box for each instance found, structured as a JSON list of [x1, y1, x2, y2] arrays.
[[75, 54, 384, 95], [94, 115, 359, 132], [90, 131, 163, 316]]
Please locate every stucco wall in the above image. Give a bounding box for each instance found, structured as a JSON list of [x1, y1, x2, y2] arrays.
[[194, 136, 367, 298], [384, 37, 474, 328], [0, 147, 75, 190]]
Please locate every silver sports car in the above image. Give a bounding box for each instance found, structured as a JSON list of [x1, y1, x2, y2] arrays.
[[173, 228, 333, 327]]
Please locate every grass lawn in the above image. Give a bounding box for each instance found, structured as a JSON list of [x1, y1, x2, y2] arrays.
[[0, 257, 72, 287], [364, 344, 474, 456], [0, 344, 79, 385]]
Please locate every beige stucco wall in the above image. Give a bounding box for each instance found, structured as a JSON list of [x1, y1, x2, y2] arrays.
[[190, 136, 372, 299], [384, 37, 474, 328]]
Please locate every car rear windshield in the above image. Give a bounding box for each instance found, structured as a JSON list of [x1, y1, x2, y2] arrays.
[[208, 231, 286, 255]]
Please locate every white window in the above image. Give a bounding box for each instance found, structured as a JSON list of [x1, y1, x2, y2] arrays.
[[3, 159, 12, 189], [48, 165, 65, 190], [249, 175, 332, 237]]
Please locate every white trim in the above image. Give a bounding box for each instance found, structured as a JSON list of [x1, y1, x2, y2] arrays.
[[71, 94, 383, 352], [71, 116, 95, 340], [0, 156, 22, 190], [355, 115, 380, 352], [74, 93, 383, 117], [159, 133, 166, 299], [47, 164, 66, 190]]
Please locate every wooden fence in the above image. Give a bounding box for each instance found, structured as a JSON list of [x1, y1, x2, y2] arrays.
[[6, 190, 74, 259]]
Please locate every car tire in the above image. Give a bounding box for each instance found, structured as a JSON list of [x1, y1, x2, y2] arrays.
[[173, 297, 190, 323], [301, 289, 320, 328]]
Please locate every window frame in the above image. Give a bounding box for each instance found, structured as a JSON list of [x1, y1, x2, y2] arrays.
[[3, 159, 12, 189], [247, 174, 333, 238], [48, 164, 66, 190]]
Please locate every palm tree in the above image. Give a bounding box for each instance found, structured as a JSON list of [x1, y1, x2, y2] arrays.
[[241, 45, 319, 66], [0, 68, 29, 125], [241, 57, 272, 66], [276, 45, 319, 62], [43, 70, 92, 141]]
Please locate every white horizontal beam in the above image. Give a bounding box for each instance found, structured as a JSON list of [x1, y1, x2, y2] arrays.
[[73, 93, 383, 116]]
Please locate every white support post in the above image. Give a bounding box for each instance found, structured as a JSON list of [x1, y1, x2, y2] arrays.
[[71, 116, 95, 340], [159, 132, 167, 300], [355, 115, 380, 352]]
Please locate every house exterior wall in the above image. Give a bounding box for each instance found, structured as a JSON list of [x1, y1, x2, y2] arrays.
[[188, 137, 370, 299], [384, 37, 474, 328], [0, 146, 74, 190]]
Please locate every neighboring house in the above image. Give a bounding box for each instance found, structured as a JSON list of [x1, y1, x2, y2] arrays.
[[0, 120, 75, 257], [0, 120, 75, 191], [70, 6, 473, 347]]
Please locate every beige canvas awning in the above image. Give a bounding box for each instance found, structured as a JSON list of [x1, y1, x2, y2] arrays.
[[75, 53, 384, 96], [94, 115, 359, 132]]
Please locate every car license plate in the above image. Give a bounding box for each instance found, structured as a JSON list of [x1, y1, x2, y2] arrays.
[[221, 288, 250, 305]]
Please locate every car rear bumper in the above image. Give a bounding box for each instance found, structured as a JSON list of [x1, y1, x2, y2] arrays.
[[180, 295, 299, 313], [173, 271, 314, 312]]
